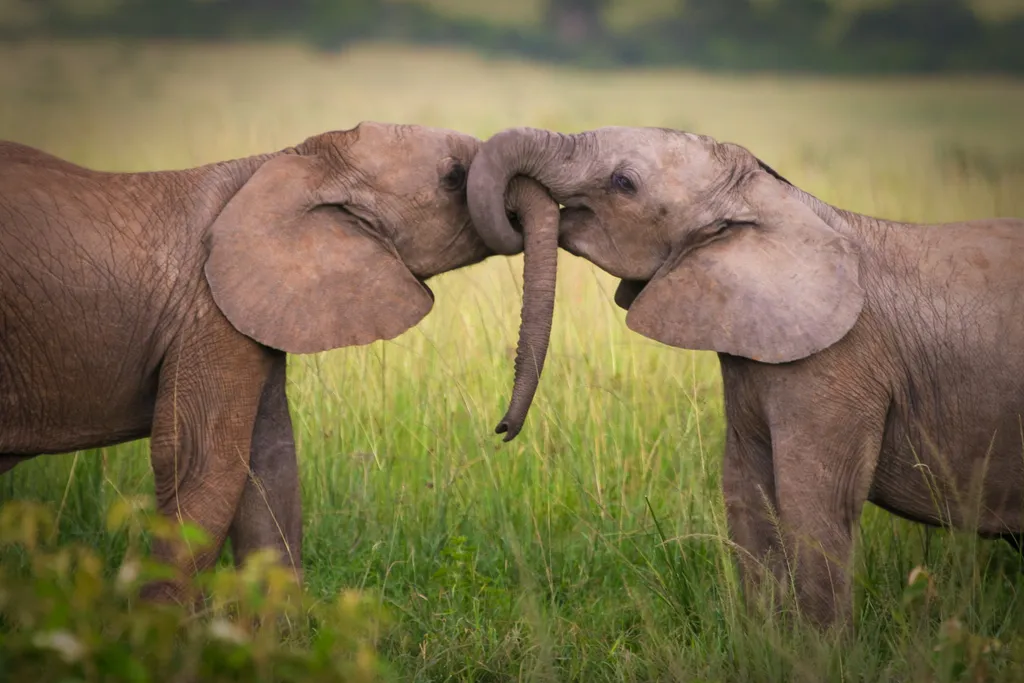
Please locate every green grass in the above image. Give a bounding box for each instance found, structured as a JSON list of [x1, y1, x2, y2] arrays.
[[2, 40, 1024, 681]]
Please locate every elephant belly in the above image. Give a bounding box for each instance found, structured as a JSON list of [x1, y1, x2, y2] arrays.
[[867, 298, 1024, 535], [0, 298, 163, 457], [870, 411, 1024, 534], [0, 384, 156, 458], [0, 227, 174, 456], [0, 304, 160, 455]]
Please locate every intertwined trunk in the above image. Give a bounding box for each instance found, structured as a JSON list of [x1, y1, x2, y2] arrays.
[[494, 178, 560, 440], [467, 128, 587, 440]]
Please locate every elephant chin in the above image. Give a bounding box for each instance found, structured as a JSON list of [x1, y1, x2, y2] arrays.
[[614, 279, 648, 310]]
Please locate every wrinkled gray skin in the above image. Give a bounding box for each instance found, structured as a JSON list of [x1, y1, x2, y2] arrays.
[[0, 123, 554, 602], [467, 125, 1024, 629]]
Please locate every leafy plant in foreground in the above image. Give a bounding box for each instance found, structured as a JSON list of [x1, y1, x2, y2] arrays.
[[0, 498, 388, 683]]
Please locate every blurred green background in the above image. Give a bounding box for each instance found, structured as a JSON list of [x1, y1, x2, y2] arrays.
[[2, 0, 1023, 74]]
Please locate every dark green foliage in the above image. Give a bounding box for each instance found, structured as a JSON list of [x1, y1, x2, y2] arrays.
[[0, 499, 387, 683], [1, 0, 1021, 75]]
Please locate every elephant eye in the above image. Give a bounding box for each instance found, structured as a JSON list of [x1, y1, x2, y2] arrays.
[[441, 163, 468, 193], [611, 171, 637, 194]]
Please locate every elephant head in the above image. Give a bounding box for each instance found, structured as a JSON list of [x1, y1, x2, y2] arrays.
[[468, 126, 865, 439], [205, 121, 494, 355]]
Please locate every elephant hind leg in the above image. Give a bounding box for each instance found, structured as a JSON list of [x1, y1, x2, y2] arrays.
[[228, 351, 303, 582], [770, 400, 887, 631], [723, 425, 786, 614], [142, 311, 273, 605]]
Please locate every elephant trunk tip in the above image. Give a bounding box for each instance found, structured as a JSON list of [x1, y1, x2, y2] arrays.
[[495, 417, 524, 442]]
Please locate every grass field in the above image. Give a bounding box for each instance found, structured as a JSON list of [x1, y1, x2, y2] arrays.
[[2, 40, 1024, 682]]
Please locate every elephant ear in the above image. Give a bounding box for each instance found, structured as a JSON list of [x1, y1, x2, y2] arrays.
[[624, 172, 864, 364], [204, 153, 433, 355]]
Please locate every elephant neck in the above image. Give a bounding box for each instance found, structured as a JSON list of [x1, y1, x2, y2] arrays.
[[192, 152, 279, 199], [783, 183, 849, 230], [178, 152, 279, 229], [135, 152, 279, 256], [782, 182, 899, 241]]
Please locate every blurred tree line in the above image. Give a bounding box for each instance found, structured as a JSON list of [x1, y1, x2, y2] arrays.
[[1, 0, 1021, 74]]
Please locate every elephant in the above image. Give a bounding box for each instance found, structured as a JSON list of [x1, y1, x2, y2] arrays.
[[0, 122, 554, 602], [465, 124, 1024, 629]]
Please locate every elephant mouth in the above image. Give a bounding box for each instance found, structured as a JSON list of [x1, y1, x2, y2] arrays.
[[415, 276, 435, 301], [614, 278, 648, 310], [556, 205, 593, 258]]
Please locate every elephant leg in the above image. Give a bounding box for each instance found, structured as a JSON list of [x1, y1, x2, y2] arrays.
[[769, 399, 886, 630], [143, 313, 273, 605], [722, 425, 785, 612], [228, 351, 303, 582]]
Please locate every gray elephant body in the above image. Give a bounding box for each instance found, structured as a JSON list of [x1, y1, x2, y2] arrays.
[[766, 208, 1024, 533], [1, 144, 263, 458], [466, 125, 1024, 628], [0, 124, 494, 599], [714, 205, 1024, 622]]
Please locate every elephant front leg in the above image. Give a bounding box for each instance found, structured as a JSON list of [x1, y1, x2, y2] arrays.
[[770, 400, 886, 630], [143, 315, 273, 605], [723, 425, 786, 614], [228, 351, 303, 582]]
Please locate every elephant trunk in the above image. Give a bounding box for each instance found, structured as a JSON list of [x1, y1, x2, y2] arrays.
[[467, 127, 586, 255], [468, 127, 588, 441], [494, 177, 560, 441]]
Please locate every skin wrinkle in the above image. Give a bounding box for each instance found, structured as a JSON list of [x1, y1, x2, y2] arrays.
[[1, 122, 492, 599], [473, 124, 1024, 629], [829, 219, 980, 527], [434, 217, 476, 273], [230, 352, 301, 577], [490, 177, 560, 439]]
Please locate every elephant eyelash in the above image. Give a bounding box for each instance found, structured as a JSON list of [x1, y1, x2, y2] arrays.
[[610, 170, 638, 195], [441, 164, 468, 193]]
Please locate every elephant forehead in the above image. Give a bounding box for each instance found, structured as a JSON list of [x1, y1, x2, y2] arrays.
[[591, 126, 697, 148], [351, 139, 466, 188], [592, 128, 711, 173], [353, 123, 471, 159]]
